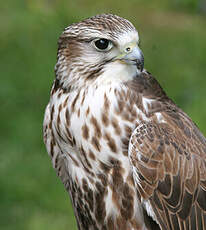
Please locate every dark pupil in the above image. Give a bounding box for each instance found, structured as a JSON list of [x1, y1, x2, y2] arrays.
[[95, 39, 109, 50]]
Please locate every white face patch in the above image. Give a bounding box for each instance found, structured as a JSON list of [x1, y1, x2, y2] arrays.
[[93, 30, 141, 85]]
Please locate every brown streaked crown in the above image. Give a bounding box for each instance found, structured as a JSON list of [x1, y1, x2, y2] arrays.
[[61, 14, 136, 40]]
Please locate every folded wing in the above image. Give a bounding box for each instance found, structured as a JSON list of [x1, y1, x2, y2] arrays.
[[129, 114, 206, 229]]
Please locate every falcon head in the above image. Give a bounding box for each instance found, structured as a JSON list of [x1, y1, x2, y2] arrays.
[[55, 14, 144, 89]]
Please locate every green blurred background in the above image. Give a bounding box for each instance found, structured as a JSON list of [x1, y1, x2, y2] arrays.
[[1, 0, 206, 229]]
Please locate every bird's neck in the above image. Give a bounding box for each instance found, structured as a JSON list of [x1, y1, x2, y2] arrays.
[[54, 53, 141, 92]]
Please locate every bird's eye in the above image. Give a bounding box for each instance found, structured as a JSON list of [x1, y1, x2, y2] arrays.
[[93, 39, 113, 51]]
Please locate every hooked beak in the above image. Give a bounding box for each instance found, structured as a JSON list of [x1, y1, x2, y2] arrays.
[[115, 45, 144, 72]]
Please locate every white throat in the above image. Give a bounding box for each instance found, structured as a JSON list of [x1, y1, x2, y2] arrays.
[[95, 61, 140, 86]]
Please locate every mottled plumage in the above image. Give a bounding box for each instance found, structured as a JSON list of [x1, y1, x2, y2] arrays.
[[43, 14, 206, 230]]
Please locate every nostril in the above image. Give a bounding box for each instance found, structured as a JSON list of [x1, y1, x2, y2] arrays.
[[125, 47, 131, 52]]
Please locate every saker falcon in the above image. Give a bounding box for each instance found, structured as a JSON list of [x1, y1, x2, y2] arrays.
[[43, 14, 206, 230]]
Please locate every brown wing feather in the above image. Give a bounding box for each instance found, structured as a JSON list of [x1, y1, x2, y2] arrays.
[[129, 111, 206, 230]]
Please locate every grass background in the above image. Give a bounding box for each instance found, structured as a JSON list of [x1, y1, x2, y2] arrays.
[[1, 0, 206, 229]]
